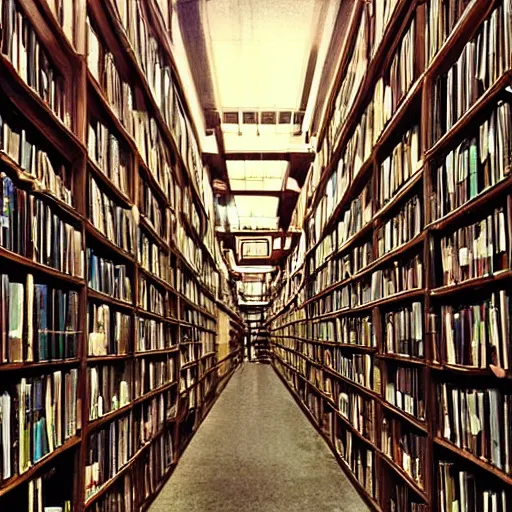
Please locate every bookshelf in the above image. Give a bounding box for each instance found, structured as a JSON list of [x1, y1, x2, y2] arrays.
[[267, 1, 512, 511], [0, 1, 244, 511]]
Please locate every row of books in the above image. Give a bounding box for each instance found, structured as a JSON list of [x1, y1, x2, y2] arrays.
[[338, 388, 376, 442], [384, 302, 424, 359], [1, 0, 69, 125], [90, 177, 135, 254], [438, 383, 511, 473], [439, 200, 511, 286], [136, 317, 173, 353], [376, 195, 422, 258], [86, 14, 176, 200], [432, 3, 512, 143], [324, 5, 369, 158], [335, 428, 375, 498], [88, 249, 132, 302], [88, 473, 133, 512], [0, 118, 72, 205], [432, 100, 511, 221], [87, 118, 130, 197], [133, 356, 175, 398], [85, 413, 133, 500], [138, 232, 167, 281], [87, 19, 134, 136], [3, 181, 82, 275], [85, 390, 171, 501], [385, 366, 424, 420], [389, 479, 427, 511], [425, 0, 473, 65], [111, 0, 203, 192], [27, 475, 72, 512], [337, 353, 373, 390], [321, 1, 420, 171], [88, 303, 130, 357], [139, 178, 166, 238], [138, 278, 166, 316], [378, 125, 421, 209], [89, 364, 131, 421], [438, 462, 508, 512], [310, 239, 373, 296], [139, 431, 174, 502], [381, 416, 426, 488], [435, 290, 510, 369], [0, 369, 79, 481], [1, 275, 80, 364], [388, 18, 416, 115], [369, 254, 423, 303]]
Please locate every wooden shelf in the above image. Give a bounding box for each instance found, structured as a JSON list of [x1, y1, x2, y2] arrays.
[[0, 358, 81, 372], [0, 436, 81, 498], [85, 221, 136, 263], [380, 401, 428, 433], [0, 246, 86, 286], [434, 437, 512, 486], [87, 289, 134, 309], [87, 158, 133, 209], [380, 454, 428, 501], [430, 270, 512, 298]]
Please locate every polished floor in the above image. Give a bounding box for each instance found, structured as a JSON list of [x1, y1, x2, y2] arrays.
[[149, 363, 370, 512]]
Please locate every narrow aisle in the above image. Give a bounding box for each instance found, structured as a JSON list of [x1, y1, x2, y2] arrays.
[[150, 364, 370, 512]]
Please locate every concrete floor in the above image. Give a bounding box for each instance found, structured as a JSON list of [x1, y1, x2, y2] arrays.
[[149, 363, 370, 512]]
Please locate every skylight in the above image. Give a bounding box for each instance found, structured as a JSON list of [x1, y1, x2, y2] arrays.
[[232, 195, 279, 230], [227, 160, 289, 191]]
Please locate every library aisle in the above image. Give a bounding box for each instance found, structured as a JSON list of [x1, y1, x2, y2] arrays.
[[149, 363, 369, 512]]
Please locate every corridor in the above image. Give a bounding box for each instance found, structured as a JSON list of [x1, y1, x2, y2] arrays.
[[149, 363, 370, 512]]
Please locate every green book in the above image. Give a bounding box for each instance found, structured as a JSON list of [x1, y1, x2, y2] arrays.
[[469, 138, 479, 199]]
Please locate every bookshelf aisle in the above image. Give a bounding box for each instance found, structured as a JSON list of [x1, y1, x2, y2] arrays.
[[0, 1, 244, 511], [266, 1, 512, 511]]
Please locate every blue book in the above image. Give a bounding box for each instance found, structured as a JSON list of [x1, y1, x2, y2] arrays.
[[35, 284, 49, 361]]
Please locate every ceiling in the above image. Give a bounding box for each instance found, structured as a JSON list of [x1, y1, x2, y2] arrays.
[[176, 0, 344, 302]]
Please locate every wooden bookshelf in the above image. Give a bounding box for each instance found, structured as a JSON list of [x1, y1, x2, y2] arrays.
[[267, 1, 512, 511], [0, 1, 245, 510]]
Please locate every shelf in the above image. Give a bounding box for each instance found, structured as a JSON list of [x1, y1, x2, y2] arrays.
[[85, 221, 135, 263], [87, 289, 134, 310], [335, 410, 377, 450], [86, 354, 132, 363], [0, 436, 81, 498], [426, 70, 512, 161], [139, 217, 170, 252], [0, 56, 84, 160], [138, 266, 178, 295], [0, 246, 85, 286], [376, 354, 426, 366], [135, 307, 177, 324], [0, 358, 81, 372], [87, 401, 133, 433], [380, 454, 428, 501], [380, 401, 428, 433], [434, 437, 512, 486], [134, 347, 179, 357], [373, 169, 424, 222], [87, 158, 133, 209], [426, 174, 512, 232], [84, 442, 151, 509], [430, 270, 512, 298]]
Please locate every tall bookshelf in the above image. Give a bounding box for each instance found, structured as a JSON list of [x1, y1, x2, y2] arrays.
[[267, 1, 512, 511], [0, 1, 244, 511]]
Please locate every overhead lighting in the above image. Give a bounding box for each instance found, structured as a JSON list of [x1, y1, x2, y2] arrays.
[[227, 160, 289, 191]]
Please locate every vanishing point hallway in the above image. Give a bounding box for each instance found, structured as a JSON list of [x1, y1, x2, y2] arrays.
[[149, 364, 369, 512]]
